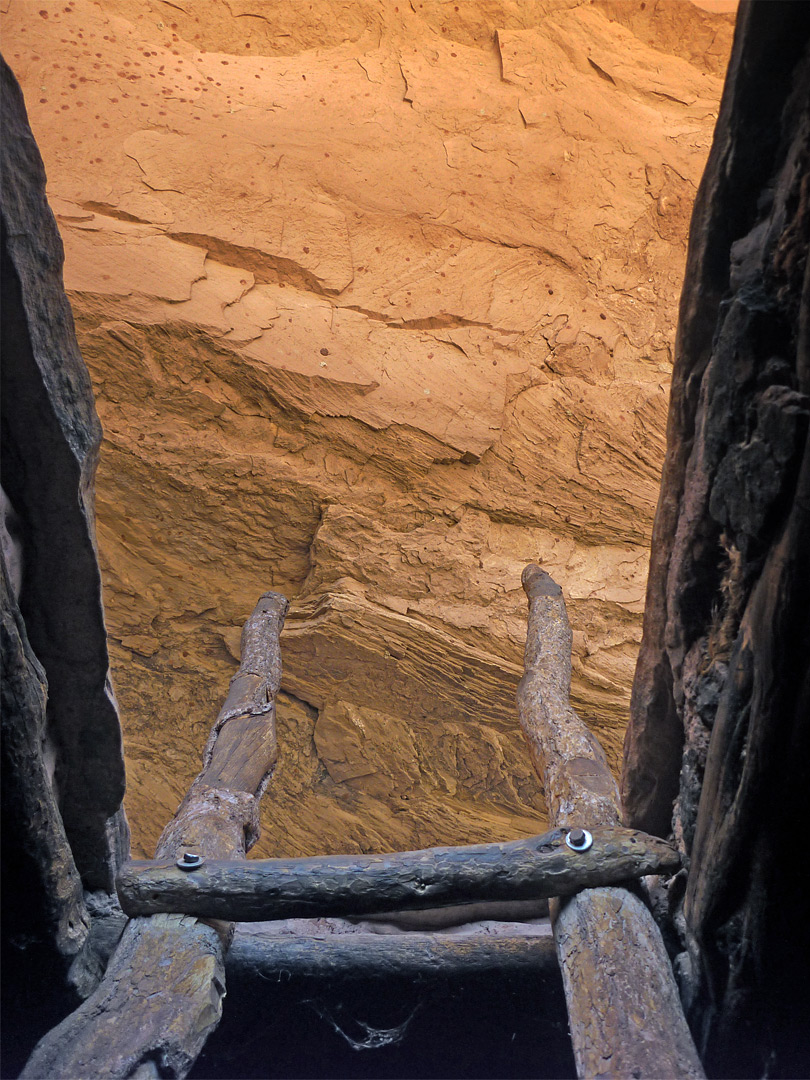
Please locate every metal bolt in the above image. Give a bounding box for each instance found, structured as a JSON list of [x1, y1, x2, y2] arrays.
[[565, 828, 593, 852], [176, 852, 204, 871]]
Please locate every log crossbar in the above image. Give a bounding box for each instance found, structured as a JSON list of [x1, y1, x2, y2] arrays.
[[228, 927, 560, 982], [116, 825, 680, 921]]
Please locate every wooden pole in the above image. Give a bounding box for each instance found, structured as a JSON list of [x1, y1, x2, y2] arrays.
[[116, 825, 680, 921], [22, 592, 289, 1080], [517, 565, 704, 1080], [229, 925, 560, 981]]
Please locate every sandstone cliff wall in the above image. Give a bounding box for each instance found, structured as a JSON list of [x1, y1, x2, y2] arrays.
[[3, 0, 733, 858]]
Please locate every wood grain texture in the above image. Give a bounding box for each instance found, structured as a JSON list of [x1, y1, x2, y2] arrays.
[[353, 897, 551, 929], [518, 564, 704, 1079], [228, 927, 559, 981], [59, 904, 559, 984], [518, 565, 623, 829], [158, 591, 288, 859], [117, 826, 680, 920], [554, 888, 705, 1080], [22, 593, 289, 1080]]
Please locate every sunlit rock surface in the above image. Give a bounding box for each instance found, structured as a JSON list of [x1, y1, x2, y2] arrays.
[[2, 0, 733, 857]]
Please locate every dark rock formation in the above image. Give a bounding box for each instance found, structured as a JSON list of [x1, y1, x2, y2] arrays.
[[1, 55, 129, 1071], [622, 3, 810, 1075]]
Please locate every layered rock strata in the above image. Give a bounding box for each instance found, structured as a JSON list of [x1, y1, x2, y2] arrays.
[[2, 0, 733, 857]]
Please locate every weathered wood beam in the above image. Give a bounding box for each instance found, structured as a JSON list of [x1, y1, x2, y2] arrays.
[[518, 565, 704, 1080], [352, 896, 551, 929], [66, 904, 560, 990], [117, 825, 680, 921], [22, 592, 289, 1080], [228, 926, 559, 981]]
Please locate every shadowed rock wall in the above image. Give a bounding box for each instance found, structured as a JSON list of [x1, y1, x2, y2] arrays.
[[622, 3, 810, 1074], [1, 55, 128, 1073]]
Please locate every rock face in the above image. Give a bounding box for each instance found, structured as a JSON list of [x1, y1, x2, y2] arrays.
[[2, 0, 733, 859], [1, 55, 128, 1071], [622, 4, 810, 1075]]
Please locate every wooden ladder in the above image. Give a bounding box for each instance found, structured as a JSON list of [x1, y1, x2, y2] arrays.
[[22, 570, 704, 1080]]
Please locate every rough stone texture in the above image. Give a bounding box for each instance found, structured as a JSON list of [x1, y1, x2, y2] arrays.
[[2, 1, 734, 858], [622, 2, 810, 1075], [1, 53, 129, 1072], [0, 54, 128, 891], [0, 548, 89, 964]]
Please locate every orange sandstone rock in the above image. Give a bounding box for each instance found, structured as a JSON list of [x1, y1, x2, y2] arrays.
[[1, 0, 733, 858]]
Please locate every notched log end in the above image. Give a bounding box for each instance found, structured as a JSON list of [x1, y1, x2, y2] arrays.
[[155, 784, 258, 862], [522, 563, 563, 599], [593, 828, 682, 876], [236, 591, 289, 667], [253, 591, 289, 621]]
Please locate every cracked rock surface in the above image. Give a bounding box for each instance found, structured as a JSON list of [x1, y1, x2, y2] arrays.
[[3, 0, 732, 858]]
